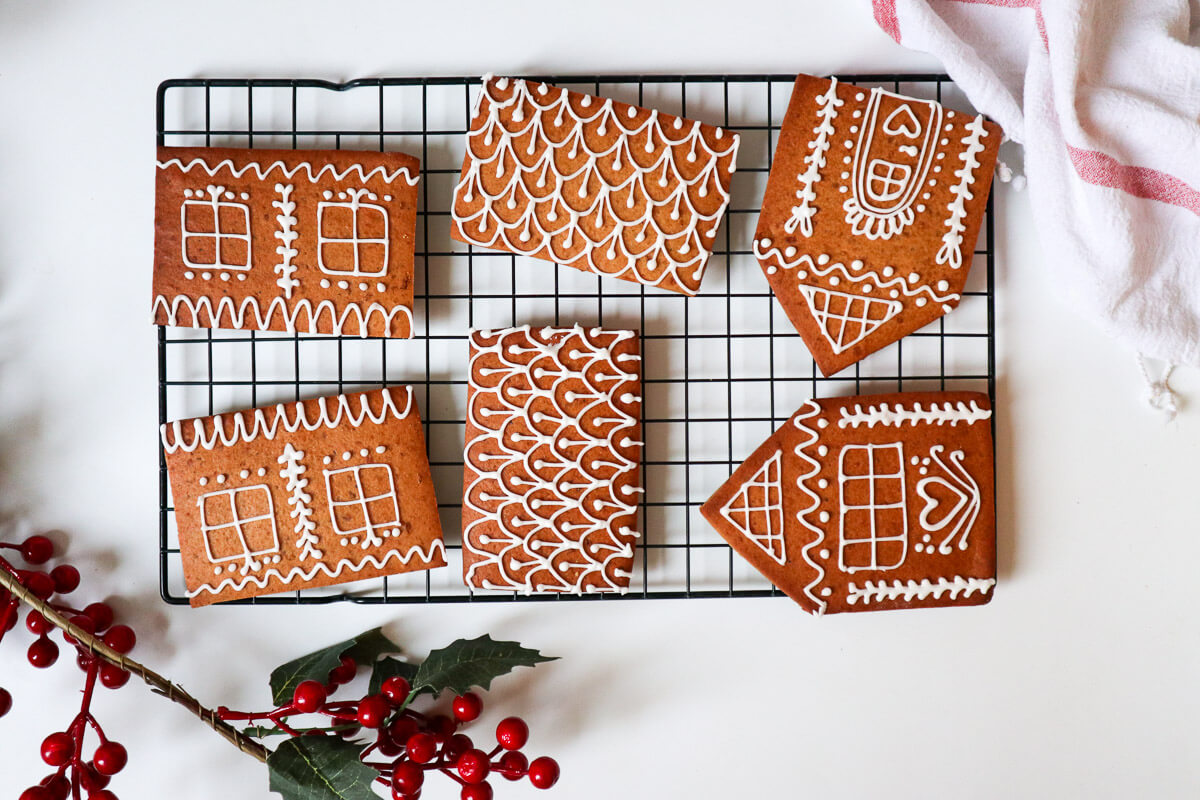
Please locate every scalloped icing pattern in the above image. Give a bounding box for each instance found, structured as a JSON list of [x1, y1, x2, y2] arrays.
[[451, 75, 740, 296], [152, 293, 413, 339], [462, 325, 642, 594]]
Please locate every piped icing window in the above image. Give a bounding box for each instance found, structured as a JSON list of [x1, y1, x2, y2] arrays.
[[181, 185, 252, 270]]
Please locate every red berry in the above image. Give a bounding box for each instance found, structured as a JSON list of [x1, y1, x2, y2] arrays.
[[328, 655, 356, 686], [292, 680, 327, 713], [390, 790, 419, 800], [103, 625, 136, 654], [77, 764, 109, 792], [452, 692, 483, 722], [442, 733, 472, 762], [88, 792, 118, 800], [63, 614, 96, 646], [388, 714, 419, 744], [429, 714, 456, 739], [19, 788, 53, 800], [405, 732, 437, 764], [77, 651, 94, 672], [391, 761, 424, 794], [357, 694, 389, 728], [457, 749, 490, 784], [49, 565, 80, 594], [28, 636, 59, 668], [99, 663, 130, 690], [21, 535, 54, 564], [82, 602, 114, 633], [381, 675, 411, 705], [26, 611, 51, 635], [495, 717, 528, 750], [528, 756, 559, 790], [377, 733, 404, 758], [498, 751, 527, 780], [0, 687, 11, 717], [40, 732, 75, 766], [93, 741, 127, 776], [39, 774, 70, 800], [24, 571, 55, 600], [461, 784, 493, 800]]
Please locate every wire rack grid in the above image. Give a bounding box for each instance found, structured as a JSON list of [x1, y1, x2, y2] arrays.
[[156, 73, 996, 605]]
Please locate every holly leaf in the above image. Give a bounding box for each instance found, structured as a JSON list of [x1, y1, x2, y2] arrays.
[[368, 657, 419, 697], [412, 635, 556, 697], [267, 736, 378, 800], [270, 627, 398, 705]]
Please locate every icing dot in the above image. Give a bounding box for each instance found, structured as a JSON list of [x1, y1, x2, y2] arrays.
[[922, 192, 931, 200], [818, 511, 830, 523], [673, 117, 683, 129], [384, 195, 392, 201], [376, 446, 386, 454], [940, 138, 949, 146], [760, 237, 772, 248], [843, 140, 853, 148], [817, 479, 828, 489], [852, 260, 864, 271], [928, 180, 937, 186], [944, 124, 953, 132], [239, 470, 249, 479], [201, 272, 212, 280], [322, 190, 332, 200], [342, 452, 352, 461], [919, 467, 928, 475], [937, 280, 949, 291], [766, 266, 778, 275], [257, 468, 266, 476], [350, 536, 359, 545], [817, 419, 829, 428], [817, 254, 830, 265], [908, 272, 919, 283], [839, 186, 848, 193], [581, 95, 592, 107], [220, 272, 230, 281], [216, 474, 226, 484], [323, 456, 331, 465], [338, 281, 349, 289], [855, 92, 865, 101], [198, 477, 208, 486], [359, 449, 369, 457], [843, 156, 851, 164], [320, 279, 330, 288], [849, 126, 858, 134], [916, 297, 928, 307], [852, 110, 861, 119], [882, 266, 894, 277], [784, 246, 796, 258], [819, 548, 831, 559], [934, 166, 942, 173], [861, 285, 872, 294], [213, 567, 221, 576], [817, 445, 828, 457], [184, 271, 195, 279], [337, 191, 346, 200], [358, 282, 368, 291], [889, 289, 899, 298], [376, 283, 386, 292], [237, 274, 246, 281], [821, 588, 832, 597], [829, 276, 840, 286], [184, 189, 193, 198], [272, 555, 281, 564], [936, 153, 945, 161], [917, 204, 926, 213], [915, 544, 925, 553], [840, 171, 849, 180], [240, 192, 249, 200]]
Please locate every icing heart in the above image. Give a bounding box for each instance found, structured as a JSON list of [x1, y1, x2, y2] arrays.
[[917, 476, 967, 532], [882, 105, 922, 139]]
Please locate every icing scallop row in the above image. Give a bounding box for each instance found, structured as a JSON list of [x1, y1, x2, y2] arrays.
[[157, 157, 420, 186], [845, 576, 995, 605], [152, 294, 413, 339], [188, 538, 445, 597], [837, 400, 991, 429], [161, 387, 413, 453]]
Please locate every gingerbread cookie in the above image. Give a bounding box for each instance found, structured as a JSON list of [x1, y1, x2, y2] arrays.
[[754, 75, 1001, 375], [153, 146, 420, 338], [161, 387, 445, 605], [462, 325, 642, 593], [701, 392, 995, 615], [450, 75, 739, 296]]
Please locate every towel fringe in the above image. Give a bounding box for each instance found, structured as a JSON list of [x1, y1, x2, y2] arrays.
[[1136, 353, 1178, 421]]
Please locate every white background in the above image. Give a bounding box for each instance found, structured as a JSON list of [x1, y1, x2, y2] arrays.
[[2, 1, 1199, 798]]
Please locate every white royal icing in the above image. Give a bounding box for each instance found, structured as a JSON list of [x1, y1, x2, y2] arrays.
[[451, 75, 739, 296], [837, 400, 991, 429], [462, 325, 642, 594], [791, 401, 829, 614], [278, 443, 322, 562], [845, 575, 995, 606], [914, 445, 982, 555], [936, 114, 989, 269], [718, 449, 786, 565], [161, 387, 413, 453], [272, 184, 300, 298], [784, 77, 842, 238], [157, 156, 419, 187], [152, 293, 413, 339]]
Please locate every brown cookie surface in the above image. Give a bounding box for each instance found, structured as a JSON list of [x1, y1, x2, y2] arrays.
[[701, 391, 995, 615], [162, 387, 445, 606], [462, 325, 642, 593], [755, 75, 1001, 375], [451, 75, 739, 296], [153, 146, 419, 338]]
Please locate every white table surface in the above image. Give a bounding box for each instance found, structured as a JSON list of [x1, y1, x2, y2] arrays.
[[2, 1, 1198, 797]]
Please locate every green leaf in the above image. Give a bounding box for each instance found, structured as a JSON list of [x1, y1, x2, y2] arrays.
[[270, 627, 399, 705], [367, 657, 419, 697], [267, 736, 379, 800], [412, 635, 556, 697]]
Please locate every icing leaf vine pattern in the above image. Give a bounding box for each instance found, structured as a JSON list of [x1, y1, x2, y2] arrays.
[[451, 75, 740, 296], [462, 326, 643, 594]]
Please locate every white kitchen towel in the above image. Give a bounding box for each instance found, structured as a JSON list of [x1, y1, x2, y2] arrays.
[[872, 0, 1200, 389]]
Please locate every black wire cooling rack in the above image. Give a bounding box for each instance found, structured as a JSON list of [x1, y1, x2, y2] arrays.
[[157, 73, 997, 605]]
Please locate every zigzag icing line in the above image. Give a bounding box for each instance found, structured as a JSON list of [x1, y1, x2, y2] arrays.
[[452, 75, 739, 295], [837, 400, 991, 429], [161, 387, 414, 453], [462, 325, 642, 594], [845, 576, 995, 605], [153, 294, 413, 339], [936, 114, 988, 269], [188, 539, 445, 597], [157, 157, 420, 186], [792, 401, 828, 615], [753, 239, 960, 306]]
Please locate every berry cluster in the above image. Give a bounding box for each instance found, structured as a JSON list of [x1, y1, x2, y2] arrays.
[[219, 662, 560, 800], [0, 534, 136, 800]]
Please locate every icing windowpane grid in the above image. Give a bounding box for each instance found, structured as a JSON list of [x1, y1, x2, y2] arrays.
[[158, 73, 996, 604]]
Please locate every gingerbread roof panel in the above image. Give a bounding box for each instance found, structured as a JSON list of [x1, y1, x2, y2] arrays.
[[153, 146, 420, 338], [451, 75, 740, 296], [701, 391, 995, 615], [755, 75, 1001, 374], [462, 325, 642, 594], [162, 387, 445, 605]]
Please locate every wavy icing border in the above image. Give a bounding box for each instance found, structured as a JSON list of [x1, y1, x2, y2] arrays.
[[161, 386, 414, 453], [152, 294, 413, 339], [792, 401, 830, 615], [188, 539, 446, 598], [157, 157, 420, 187]]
